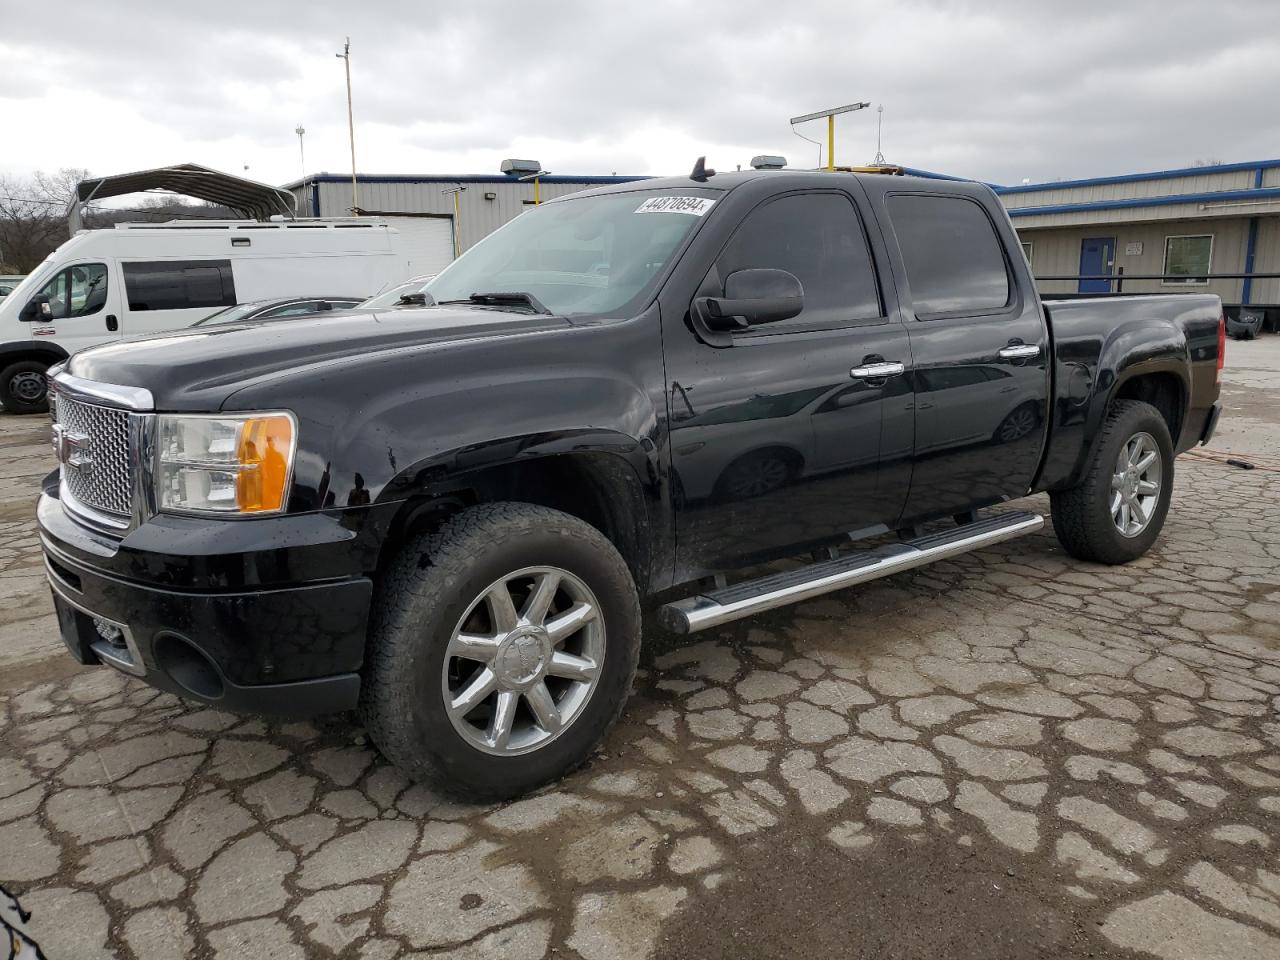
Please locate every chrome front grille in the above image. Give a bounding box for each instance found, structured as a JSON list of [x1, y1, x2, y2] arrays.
[[53, 395, 134, 518]]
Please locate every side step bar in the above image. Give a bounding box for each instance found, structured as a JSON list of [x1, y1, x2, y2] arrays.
[[659, 511, 1043, 635]]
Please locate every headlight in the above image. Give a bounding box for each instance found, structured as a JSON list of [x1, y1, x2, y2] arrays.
[[157, 413, 297, 515]]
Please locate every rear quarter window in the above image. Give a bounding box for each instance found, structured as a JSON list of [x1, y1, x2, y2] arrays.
[[888, 194, 1011, 317]]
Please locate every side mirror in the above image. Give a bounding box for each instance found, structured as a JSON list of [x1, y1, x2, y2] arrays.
[[695, 268, 804, 332], [18, 298, 48, 323]]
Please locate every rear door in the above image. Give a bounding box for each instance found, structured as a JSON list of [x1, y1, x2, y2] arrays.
[[663, 188, 913, 577], [882, 191, 1049, 522]]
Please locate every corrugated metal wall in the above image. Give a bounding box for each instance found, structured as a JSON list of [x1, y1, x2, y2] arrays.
[[287, 172, 1280, 307], [1021, 218, 1253, 302], [294, 179, 617, 254], [1253, 217, 1280, 305], [1001, 167, 1258, 212], [1008, 200, 1280, 229]]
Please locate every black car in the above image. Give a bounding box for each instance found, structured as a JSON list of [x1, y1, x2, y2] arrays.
[[40, 167, 1223, 800], [194, 297, 364, 326]]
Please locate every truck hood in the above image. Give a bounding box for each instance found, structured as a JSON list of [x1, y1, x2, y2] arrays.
[[66, 306, 570, 410]]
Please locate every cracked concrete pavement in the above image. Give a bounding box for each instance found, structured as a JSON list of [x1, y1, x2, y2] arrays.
[[3, 337, 1280, 958]]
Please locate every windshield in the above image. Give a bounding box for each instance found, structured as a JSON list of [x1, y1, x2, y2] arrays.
[[425, 188, 718, 317], [193, 301, 269, 326], [359, 277, 435, 310]]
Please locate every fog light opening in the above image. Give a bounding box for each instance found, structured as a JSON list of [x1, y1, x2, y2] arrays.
[[154, 634, 225, 701]]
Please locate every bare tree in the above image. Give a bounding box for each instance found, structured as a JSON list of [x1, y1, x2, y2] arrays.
[[0, 167, 90, 273]]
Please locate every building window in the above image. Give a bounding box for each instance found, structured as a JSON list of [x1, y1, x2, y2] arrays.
[[1163, 235, 1212, 285], [1020, 241, 1033, 266]]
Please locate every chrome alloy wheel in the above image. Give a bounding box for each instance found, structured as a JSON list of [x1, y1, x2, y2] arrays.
[[1111, 431, 1162, 538], [441, 566, 605, 756]]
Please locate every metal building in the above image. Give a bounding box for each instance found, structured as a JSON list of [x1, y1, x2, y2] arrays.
[[283, 172, 644, 275], [996, 159, 1280, 326]]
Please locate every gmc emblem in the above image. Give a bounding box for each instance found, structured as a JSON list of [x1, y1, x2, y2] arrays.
[[51, 424, 93, 473]]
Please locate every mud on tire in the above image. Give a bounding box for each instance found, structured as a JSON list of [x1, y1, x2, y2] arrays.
[[360, 502, 641, 800], [1050, 399, 1174, 565]]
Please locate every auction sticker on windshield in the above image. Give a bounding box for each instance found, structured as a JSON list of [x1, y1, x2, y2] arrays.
[[635, 196, 716, 216]]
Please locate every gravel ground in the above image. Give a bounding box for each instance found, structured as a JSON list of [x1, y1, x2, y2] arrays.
[[2, 337, 1280, 959]]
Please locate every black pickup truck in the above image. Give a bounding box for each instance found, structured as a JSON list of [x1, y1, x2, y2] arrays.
[[38, 167, 1223, 798]]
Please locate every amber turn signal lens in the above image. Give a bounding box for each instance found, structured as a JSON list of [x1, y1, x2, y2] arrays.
[[235, 415, 294, 512]]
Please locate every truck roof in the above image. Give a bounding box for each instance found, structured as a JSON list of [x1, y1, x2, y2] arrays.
[[560, 167, 984, 200]]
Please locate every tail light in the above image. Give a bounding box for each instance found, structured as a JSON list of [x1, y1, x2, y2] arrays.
[[1216, 313, 1226, 385]]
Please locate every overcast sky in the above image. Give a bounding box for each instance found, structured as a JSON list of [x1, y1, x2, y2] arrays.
[[3, 0, 1278, 191]]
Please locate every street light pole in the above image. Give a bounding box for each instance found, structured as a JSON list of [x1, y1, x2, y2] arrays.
[[295, 124, 307, 214], [790, 102, 871, 171], [335, 38, 358, 214], [441, 187, 465, 258], [517, 169, 552, 205]]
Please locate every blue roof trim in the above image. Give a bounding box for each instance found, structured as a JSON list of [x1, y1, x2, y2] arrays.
[[899, 166, 974, 182], [1007, 186, 1280, 217], [995, 158, 1280, 195], [284, 173, 648, 189]]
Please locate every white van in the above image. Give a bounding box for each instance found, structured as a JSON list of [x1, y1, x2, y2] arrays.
[[0, 218, 441, 413]]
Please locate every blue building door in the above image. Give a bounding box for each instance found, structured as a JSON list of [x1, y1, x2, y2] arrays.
[[1078, 237, 1115, 293]]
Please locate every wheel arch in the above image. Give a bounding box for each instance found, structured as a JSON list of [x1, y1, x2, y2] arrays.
[[1110, 369, 1186, 448], [0, 340, 70, 369], [375, 448, 660, 595]]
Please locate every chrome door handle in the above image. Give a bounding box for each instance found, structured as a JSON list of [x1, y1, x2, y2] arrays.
[[998, 344, 1040, 360], [850, 361, 906, 379]]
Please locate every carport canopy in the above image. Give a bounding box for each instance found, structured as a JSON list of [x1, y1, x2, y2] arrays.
[[70, 163, 296, 229]]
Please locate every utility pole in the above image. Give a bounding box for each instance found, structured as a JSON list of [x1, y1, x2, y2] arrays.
[[335, 38, 358, 213], [790, 102, 871, 171], [295, 124, 307, 214]]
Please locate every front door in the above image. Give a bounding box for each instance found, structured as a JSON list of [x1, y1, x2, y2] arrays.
[[664, 189, 913, 580], [882, 192, 1050, 522], [25, 260, 122, 355], [1078, 237, 1115, 294]]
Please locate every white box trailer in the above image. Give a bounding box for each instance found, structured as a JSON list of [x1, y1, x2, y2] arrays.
[[0, 217, 435, 412]]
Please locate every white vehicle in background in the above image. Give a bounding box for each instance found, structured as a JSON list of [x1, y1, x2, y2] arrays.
[[0, 220, 428, 414], [0, 276, 24, 299]]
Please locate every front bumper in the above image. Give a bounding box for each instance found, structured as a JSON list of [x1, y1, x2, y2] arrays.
[[38, 487, 379, 717]]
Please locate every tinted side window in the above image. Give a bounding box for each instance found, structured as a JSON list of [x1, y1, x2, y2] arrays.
[[888, 195, 1010, 316], [123, 260, 236, 311], [716, 193, 880, 327]]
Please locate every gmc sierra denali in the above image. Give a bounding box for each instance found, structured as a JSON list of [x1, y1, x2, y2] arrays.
[[38, 166, 1224, 799]]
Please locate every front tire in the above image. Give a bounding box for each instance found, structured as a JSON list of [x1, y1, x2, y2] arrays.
[[0, 360, 50, 414], [1050, 399, 1173, 564], [361, 502, 641, 800]]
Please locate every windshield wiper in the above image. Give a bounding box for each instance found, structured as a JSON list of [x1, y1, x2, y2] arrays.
[[437, 291, 552, 315]]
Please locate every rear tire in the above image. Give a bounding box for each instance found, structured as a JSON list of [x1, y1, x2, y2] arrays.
[[1050, 399, 1173, 564], [0, 360, 50, 414], [361, 502, 641, 800]]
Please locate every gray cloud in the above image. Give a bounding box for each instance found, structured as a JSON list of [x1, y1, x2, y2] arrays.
[[3, 0, 1278, 186]]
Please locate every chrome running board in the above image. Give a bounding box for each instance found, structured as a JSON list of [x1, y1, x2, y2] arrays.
[[659, 511, 1043, 635]]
